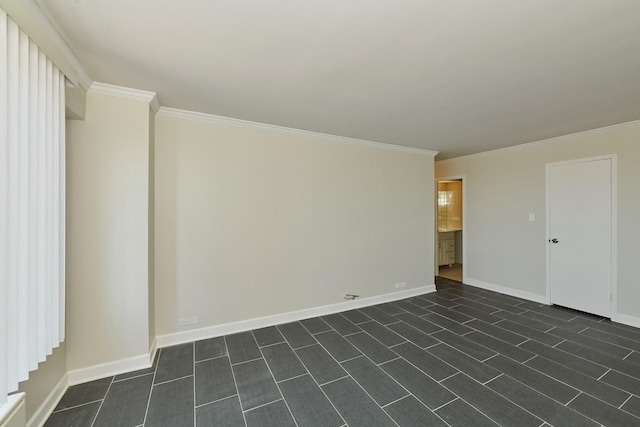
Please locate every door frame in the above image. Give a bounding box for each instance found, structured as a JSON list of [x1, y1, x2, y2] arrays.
[[435, 175, 466, 283], [545, 154, 618, 320]]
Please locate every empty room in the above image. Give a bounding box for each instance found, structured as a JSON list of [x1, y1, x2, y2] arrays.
[[2, 1, 640, 426]]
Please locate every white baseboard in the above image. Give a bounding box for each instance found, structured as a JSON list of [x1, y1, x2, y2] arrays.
[[67, 353, 152, 386], [464, 278, 547, 304], [156, 285, 436, 348], [614, 314, 640, 329], [27, 374, 67, 427]]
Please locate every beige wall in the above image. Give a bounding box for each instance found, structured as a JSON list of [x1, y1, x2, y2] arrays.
[[436, 122, 640, 319], [65, 92, 152, 370], [17, 344, 66, 421], [155, 115, 435, 335]]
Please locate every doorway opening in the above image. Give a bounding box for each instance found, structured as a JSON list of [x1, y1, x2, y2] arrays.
[[436, 178, 463, 283]]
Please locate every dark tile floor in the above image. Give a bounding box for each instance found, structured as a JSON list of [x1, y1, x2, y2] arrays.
[[45, 278, 640, 426]]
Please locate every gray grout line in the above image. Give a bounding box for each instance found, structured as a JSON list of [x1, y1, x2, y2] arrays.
[[564, 391, 582, 407], [339, 354, 364, 364], [276, 372, 308, 384], [578, 327, 589, 334], [225, 335, 248, 427], [388, 340, 408, 349], [432, 396, 458, 413], [552, 339, 566, 348], [194, 393, 238, 409], [317, 374, 350, 387], [597, 368, 611, 381], [293, 341, 319, 350], [152, 374, 193, 387], [51, 399, 104, 414], [141, 347, 161, 426], [438, 372, 460, 384], [431, 397, 459, 412], [481, 353, 499, 363], [230, 356, 264, 367], [258, 340, 287, 349], [242, 398, 284, 414], [483, 373, 502, 386], [194, 353, 229, 364], [192, 342, 196, 427], [618, 394, 634, 409], [89, 376, 114, 427], [379, 356, 401, 365], [112, 371, 155, 383], [380, 393, 411, 409], [623, 350, 634, 360]]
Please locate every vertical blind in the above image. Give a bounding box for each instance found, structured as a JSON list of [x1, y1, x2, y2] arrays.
[[0, 8, 66, 405]]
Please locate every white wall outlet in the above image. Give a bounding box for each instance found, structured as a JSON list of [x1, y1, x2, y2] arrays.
[[529, 213, 535, 222], [395, 282, 407, 289], [178, 316, 200, 327]]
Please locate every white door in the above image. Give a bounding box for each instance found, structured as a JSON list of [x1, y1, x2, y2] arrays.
[[548, 158, 613, 317]]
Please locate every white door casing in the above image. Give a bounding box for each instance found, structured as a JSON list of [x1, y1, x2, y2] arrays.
[[546, 156, 617, 318]]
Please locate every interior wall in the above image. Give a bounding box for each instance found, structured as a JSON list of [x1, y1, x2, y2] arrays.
[[65, 92, 152, 371], [436, 122, 640, 320], [154, 114, 435, 336], [17, 343, 66, 421]]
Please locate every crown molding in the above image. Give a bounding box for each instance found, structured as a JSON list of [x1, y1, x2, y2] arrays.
[[157, 107, 438, 156], [438, 119, 640, 164], [149, 96, 161, 114], [89, 82, 159, 108], [5, 0, 94, 89]]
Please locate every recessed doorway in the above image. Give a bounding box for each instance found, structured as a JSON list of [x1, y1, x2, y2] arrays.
[[436, 178, 464, 283]]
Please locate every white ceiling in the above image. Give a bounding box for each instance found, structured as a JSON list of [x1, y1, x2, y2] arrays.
[[38, 0, 640, 159]]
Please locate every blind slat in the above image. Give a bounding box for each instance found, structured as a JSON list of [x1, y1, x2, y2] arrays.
[[1, 8, 66, 404], [0, 7, 9, 404]]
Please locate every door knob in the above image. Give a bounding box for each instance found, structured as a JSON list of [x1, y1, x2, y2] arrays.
[[549, 238, 559, 243]]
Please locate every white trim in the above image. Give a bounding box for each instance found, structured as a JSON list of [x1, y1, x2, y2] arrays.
[[1, 392, 25, 427], [88, 82, 158, 106], [157, 107, 438, 157], [66, 353, 152, 386], [148, 337, 157, 365], [464, 278, 547, 304], [3, 0, 93, 89], [149, 96, 160, 114], [615, 314, 640, 329], [156, 285, 436, 348], [26, 374, 66, 427], [438, 119, 640, 163], [545, 154, 618, 318]]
